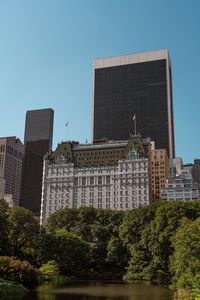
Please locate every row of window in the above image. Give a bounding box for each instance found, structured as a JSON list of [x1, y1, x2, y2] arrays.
[[48, 195, 148, 205], [74, 176, 111, 185], [49, 178, 148, 188], [6, 145, 23, 160], [48, 188, 148, 198], [47, 201, 148, 212]]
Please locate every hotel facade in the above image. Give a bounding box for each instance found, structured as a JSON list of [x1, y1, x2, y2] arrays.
[[40, 136, 151, 225]]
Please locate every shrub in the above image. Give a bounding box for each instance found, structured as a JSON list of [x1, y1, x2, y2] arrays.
[[0, 278, 28, 297], [0, 256, 38, 288], [173, 289, 193, 300], [38, 260, 60, 281]]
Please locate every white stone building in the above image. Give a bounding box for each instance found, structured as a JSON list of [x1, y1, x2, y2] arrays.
[[40, 136, 151, 225]]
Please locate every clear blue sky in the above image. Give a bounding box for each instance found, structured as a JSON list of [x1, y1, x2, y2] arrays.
[[0, 0, 199, 163]]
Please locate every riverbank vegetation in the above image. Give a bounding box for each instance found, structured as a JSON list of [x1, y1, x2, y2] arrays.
[[0, 278, 28, 298], [0, 199, 200, 297]]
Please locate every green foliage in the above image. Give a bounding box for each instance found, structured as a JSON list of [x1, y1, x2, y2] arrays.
[[8, 206, 40, 262], [0, 279, 28, 298], [45, 208, 79, 233], [38, 260, 60, 281], [45, 207, 126, 276], [170, 217, 200, 292], [119, 204, 157, 245], [2, 201, 200, 287], [106, 237, 129, 277], [120, 204, 158, 281], [121, 201, 200, 284], [0, 256, 38, 288], [0, 200, 10, 255], [39, 229, 90, 277]]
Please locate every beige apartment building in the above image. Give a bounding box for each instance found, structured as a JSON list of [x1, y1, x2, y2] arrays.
[[151, 149, 169, 202]]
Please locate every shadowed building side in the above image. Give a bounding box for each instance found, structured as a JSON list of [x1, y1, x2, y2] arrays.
[[93, 49, 175, 159], [20, 108, 54, 215]]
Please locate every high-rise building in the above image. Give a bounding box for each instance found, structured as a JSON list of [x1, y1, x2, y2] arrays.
[[92, 48, 175, 158], [150, 149, 168, 202], [0, 137, 24, 205], [40, 136, 151, 225], [20, 108, 54, 215]]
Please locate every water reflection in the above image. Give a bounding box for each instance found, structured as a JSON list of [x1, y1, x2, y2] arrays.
[[23, 281, 173, 300]]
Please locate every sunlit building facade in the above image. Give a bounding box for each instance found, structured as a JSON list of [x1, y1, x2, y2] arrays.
[[150, 149, 168, 202], [40, 136, 151, 225], [0, 137, 24, 205]]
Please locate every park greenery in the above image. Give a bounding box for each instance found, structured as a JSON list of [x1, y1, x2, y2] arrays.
[[0, 199, 200, 298]]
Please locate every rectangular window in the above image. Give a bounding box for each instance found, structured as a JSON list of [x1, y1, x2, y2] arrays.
[[98, 176, 102, 184]]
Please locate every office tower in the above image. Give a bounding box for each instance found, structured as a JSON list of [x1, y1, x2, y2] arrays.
[[20, 108, 54, 215], [0, 137, 24, 205], [93, 48, 175, 158], [151, 149, 168, 202], [40, 136, 150, 225]]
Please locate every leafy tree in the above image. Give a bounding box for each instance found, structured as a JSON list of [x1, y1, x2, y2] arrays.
[[170, 217, 200, 290], [119, 204, 157, 281], [0, 199, 10, 255], [8, 206, 40, 262], [122, 201, 200, 283], [106, 236, 129, 277], [119, 204, 157, 245], [144, 201, 200, 283], [45, 208, 79, 233], [81, 209, 126, 275], [45, 207, 126, 277], [38, 229, 90, 277]]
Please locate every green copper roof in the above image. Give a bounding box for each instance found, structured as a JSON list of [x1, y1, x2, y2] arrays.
[[49, 136, 149, 168]]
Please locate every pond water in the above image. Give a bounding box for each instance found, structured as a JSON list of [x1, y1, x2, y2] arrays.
[[23, 281, 174, 300]]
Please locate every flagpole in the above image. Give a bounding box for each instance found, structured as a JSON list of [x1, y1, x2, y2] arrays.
[[134, 115, 136, 136], [133, 115, 136, 136], [65, 122, 69, 141]]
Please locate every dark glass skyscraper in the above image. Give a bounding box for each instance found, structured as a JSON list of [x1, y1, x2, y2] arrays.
[[92, 49, 175, 158], [20, 108, 54, 215]]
